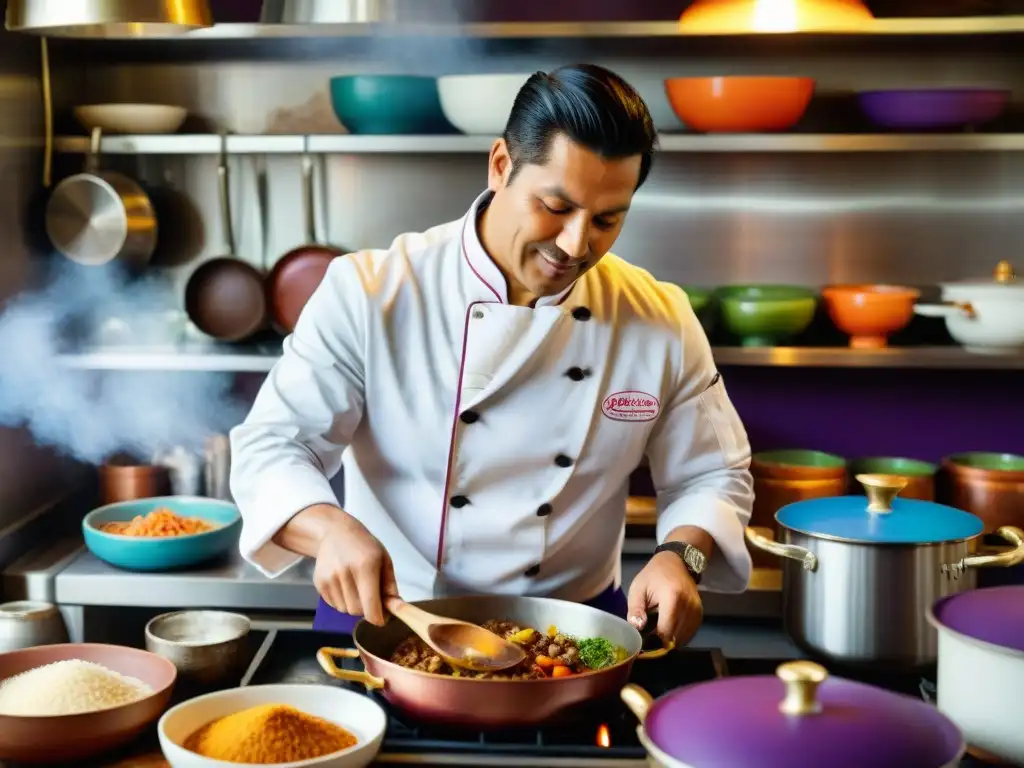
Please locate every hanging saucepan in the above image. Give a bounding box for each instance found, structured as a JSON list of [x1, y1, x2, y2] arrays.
[[622, 659, 965, 767], [745, 473, 1024, 668], [184, 134, 268, 342], [266, 136, 343, 333], [45, 126, 157, 268], [928, 585, 1024, 764], [316, 594, 670, 729]]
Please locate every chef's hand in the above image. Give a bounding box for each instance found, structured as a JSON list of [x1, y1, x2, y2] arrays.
[[626, 550, 703, 647], [313, 511, 399, 627]]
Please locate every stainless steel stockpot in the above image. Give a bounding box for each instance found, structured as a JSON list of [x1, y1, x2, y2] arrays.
[[746, 473, 1024, 667]]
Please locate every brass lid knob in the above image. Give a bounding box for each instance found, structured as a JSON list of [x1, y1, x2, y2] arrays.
[[994, 261, 1016, 284], [777, 660, 828, 716], [856, 473, 908, 514]]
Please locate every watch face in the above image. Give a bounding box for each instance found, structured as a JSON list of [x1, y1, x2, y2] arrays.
[[684, 546, 707, 574]]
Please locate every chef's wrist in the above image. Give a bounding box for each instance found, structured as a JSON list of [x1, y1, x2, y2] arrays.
[[275, 503, 359, 558]]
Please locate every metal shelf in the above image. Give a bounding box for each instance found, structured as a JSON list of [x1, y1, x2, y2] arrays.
[[56, 345, 1024, 372], [83, 17, 1024, 40], [53, 133, 1024, 156], [713, 346, 1024, 369]]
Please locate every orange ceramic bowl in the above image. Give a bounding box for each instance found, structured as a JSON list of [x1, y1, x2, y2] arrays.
[[821, 284, 921, 349], [664, 76, 815, 132]]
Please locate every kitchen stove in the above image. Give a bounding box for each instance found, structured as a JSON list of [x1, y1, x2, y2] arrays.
[[247, 630, 1003, 767]]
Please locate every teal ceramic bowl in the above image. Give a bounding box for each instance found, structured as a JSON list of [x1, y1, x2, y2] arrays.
[[716, 285, 818, 347], [329, 75, 453, 135], [83, 497, 241, 572]]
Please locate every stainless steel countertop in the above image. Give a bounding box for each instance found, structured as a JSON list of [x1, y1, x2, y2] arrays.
[[3, 537, 781, 623]]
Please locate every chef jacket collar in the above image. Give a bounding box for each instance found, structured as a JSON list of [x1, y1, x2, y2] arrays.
[[461, 190, 577, 308]]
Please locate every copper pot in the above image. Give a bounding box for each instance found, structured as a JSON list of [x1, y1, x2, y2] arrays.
[[316, 595, 669, 729], [942, 453, 1024, 533], [848, 457, 936, 502], [750, 450, 847, 568], [99, 460, 171, 505]]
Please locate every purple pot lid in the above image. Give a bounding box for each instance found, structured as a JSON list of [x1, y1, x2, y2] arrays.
[[775, 474, 982, 544], [931, 585, 1024, 655], [638, 661, 963, 768]]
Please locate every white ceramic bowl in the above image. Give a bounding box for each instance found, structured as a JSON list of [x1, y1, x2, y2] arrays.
[[437, 72, 684, 137], [74, 104, 188, 134], [438, 73, 532, 135], [158, 684, 386, 768]]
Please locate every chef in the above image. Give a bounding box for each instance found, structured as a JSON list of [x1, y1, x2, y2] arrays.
[[230, 63, 754, 647]]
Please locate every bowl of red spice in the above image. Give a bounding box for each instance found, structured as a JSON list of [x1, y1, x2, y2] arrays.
[[83, 496, 241, 572], [158, 683, 386, 767]]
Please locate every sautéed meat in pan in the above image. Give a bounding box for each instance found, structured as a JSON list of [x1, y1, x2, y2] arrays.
[[389, 619, 628, 680]]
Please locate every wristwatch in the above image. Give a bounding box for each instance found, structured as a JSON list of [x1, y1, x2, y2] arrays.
[[654, 542, 707, 585]]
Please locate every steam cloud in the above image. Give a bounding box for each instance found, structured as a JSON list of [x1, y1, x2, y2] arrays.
[[0, 262, 247, 465]]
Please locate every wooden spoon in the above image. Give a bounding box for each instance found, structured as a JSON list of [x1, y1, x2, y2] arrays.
[[385, 596, 527, 673]]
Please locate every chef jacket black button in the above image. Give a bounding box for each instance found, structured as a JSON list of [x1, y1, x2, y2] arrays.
[[554, 454, 574, 468], [572, 306, 592, 321], [472, 309, 484, 319], [566, 366, 590, 381], [525, 564, 541, 577], [450, 495, 470, 508], [460, 410, 479, 424], [537, 503, 553, 517]]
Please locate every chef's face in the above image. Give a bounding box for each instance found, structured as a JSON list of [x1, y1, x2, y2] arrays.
[[486, 133, 641, 305]]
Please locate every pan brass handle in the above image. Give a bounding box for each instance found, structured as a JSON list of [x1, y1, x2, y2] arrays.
[[316, 647, 385, 691], [636, 638, 675, 661]]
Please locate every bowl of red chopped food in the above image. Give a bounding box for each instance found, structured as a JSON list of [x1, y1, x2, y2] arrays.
[[83, 497, 241, 572]]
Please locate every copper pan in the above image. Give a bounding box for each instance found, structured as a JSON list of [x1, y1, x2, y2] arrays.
[[266, 138, 343, 334], [317, 595, 670, 729]]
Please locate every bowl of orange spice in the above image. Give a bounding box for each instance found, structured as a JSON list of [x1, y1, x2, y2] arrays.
[[82, 497, 241, 571], [158, 684, 386, 767]]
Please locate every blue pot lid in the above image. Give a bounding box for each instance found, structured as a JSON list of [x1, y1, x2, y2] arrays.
[[776, 474, 982, 544]]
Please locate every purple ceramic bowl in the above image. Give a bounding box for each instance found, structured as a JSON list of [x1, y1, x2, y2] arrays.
[[628, 661, 964, 767], [858, 88, 1010, 130]]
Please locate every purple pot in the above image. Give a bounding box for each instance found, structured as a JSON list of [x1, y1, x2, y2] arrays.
[[622, 660, 964, 767], [857, 89, 1010, 131], [930, 584, 1024, 654]]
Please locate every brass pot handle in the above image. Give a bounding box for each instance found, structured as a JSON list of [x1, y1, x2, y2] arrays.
[[316, 647, 385, 691], [744, 527, 818, 571], [943, 526, 1024, 579]]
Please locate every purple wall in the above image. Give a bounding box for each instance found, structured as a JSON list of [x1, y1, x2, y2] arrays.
[[724, 366, 1023, 462]]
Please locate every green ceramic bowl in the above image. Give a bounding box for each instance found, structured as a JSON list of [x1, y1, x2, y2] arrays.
[[681, 286, 715, 335], [849, 457, 938, 477], [329, 75, 454, 135], [946, 452, 1024, 472], [716, 285, 818, 347]]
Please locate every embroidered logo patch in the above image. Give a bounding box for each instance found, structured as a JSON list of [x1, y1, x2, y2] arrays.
[[602, 391, 661, 422]]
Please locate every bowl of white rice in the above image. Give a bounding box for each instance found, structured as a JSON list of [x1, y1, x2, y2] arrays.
[[0, 642, 177, 763]]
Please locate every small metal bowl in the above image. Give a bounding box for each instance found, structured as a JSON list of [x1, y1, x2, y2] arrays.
[[145, 611, 250, 684]]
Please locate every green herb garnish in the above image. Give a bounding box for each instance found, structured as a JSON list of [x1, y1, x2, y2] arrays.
[[577, 637, 619, 670]]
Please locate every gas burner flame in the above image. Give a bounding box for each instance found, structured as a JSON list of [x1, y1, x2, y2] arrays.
[[596, 723, 611, 748]]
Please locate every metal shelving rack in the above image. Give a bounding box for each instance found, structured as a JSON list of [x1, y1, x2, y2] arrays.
[[56, 345, 1024, 372], [53, 133, 1024, 155]]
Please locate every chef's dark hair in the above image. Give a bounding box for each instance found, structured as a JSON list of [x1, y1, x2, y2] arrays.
[[502, 64, 657, 189]]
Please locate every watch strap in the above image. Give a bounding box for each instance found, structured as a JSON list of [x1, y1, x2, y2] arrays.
[[654, 542, 703, 585]]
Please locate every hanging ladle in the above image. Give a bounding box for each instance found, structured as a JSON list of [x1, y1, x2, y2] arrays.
[[385, 597, 527, 673]]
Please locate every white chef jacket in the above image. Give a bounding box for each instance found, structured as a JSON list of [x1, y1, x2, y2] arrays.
[[230, 191, 754, 601]]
